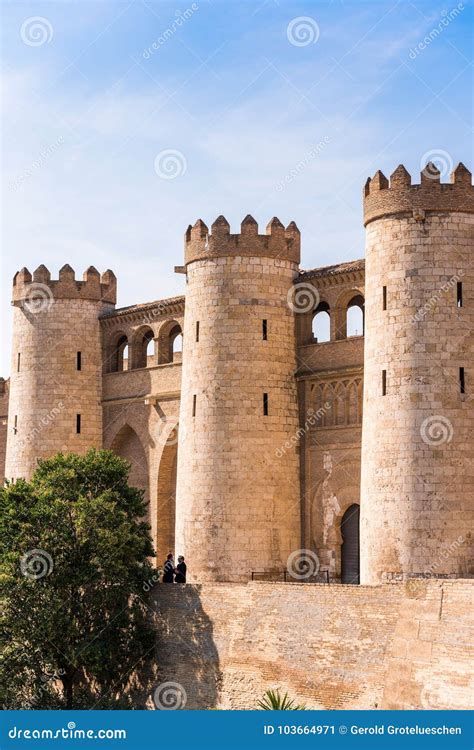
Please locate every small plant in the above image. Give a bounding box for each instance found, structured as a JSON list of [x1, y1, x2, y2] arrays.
[[257, 689, 306, 710]]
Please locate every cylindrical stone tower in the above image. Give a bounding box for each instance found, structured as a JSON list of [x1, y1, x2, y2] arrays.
[[360, 162, 474, 584], [175, 215, 301, 582], [5, 264, 116, 481]]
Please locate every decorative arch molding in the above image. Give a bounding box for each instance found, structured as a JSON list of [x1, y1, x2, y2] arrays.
[[310, 377, 363, 429]]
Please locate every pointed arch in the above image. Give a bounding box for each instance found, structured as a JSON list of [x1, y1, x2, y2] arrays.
[[156, 437, 178, 562], [110, 424, 148, 502]]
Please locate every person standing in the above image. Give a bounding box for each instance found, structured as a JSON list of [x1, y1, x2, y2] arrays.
[[175, 555, 187, 583], [162, 553, 175, 583]]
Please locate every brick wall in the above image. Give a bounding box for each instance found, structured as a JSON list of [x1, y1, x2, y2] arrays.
[[151, 580, 473, 710]]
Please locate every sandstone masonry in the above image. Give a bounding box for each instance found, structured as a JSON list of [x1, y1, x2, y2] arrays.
[[2, 161, 473, 587]]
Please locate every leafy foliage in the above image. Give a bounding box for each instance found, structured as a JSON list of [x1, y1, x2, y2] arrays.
[[0, 449, 158, 709], [257, 689, 306, 710]]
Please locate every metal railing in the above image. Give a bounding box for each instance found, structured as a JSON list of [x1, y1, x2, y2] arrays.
[[251, 569, 330, 584]]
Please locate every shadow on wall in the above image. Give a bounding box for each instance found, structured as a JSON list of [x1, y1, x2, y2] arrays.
[[148, 584, 221, 710]]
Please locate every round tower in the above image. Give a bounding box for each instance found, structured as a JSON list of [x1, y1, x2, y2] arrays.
[[175, 215, 302, 582], [5, 265, 116, 481], [360, 161, 474, 584]]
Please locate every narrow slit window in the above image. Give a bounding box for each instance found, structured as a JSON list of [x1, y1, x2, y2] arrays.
[[382, 370, 387, 396], [192, 394, 197, 417], [76, 351, 82, 371], [196, 321, 200, 342], [457, 282, 463, 308], [14, 415, 18, 434], [17, 353, 21, 372], [263, 392, 269, 416], [262, 319, 268, 340], [76, 414, 81, 434], [382, 286, 387, 311], [460, 367, 465, 394]]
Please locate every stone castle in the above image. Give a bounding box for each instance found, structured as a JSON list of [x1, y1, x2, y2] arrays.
[[2, 160, 473, 588]]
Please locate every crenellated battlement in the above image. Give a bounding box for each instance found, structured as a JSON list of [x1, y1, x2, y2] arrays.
[[363, 161, 474, 225], [12, 265, 117, 306], [184, 215, 300, 265]]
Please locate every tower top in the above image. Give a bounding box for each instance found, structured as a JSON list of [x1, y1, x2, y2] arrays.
[[12, 265, 117, 306], [184, 215, 300, 265], [363, 162, 474, 226]]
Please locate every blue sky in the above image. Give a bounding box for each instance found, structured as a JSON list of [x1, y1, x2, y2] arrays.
[[1, 0, 472, 374]]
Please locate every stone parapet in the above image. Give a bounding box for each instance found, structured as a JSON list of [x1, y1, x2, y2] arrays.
[[184, 215, 300, 265], [363, 162, 473, 226]]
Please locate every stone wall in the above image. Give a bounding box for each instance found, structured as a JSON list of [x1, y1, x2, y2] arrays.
[[152, 579, 473, 710], [5, 289, 110, 481], [176, 217, 302, 583], [361, 210, 474, 583]]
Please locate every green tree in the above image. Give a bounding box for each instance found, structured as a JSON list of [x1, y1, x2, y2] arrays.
[[257, 689, 306, 710], [0, 449, 158, 709]]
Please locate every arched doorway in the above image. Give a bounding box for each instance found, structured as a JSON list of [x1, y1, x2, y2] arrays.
[[341, 504, 360, 584]]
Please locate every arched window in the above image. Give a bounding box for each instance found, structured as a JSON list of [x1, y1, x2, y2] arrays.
[[109, 334, 129, 373], [157, 321, 183, 364], [131, 327, 155, 369], [312, 302, 331, 343], [146, 333, 154, 362], [347, 295, 364, 337], [122, 344, 129, 370], [172, 330, 183, 357]]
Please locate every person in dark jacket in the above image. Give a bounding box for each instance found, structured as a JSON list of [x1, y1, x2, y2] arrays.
[[162, 553, 175, 583], [175, 556, 187, 583]]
